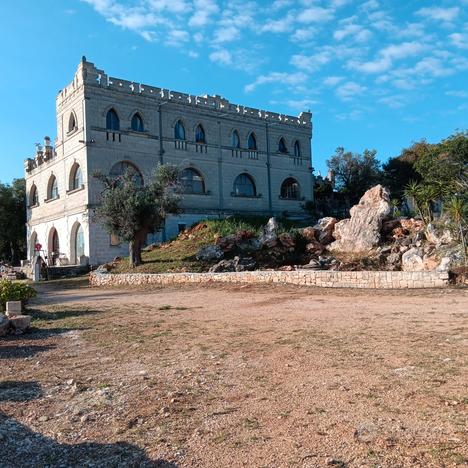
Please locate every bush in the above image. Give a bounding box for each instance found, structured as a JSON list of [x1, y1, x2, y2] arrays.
[[0, 280, 36, 311]]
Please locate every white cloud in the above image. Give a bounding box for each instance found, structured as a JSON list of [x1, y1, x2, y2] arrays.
[[188, 0, 219, 28], [297, 7, 334, 23], [261, 15, 295, 33], [446, 90, 468, 98], [209, 49, 232, 65], [244, 71, 307, 92], [290, 51, 332, 72], [416, 7, 460, 23], [348, 41, 427, 73], [330, 0, 351, 8], [290, 28, 316, 42], [147, 0, 190, 13], [213, 26, 240, 43], [271, 0, 293, 10], [323, 76, 344, 86], [165, 29, 190, 46], [334, 23, 372, 42], [449, 33, 468, 49], [335, 81, 366, 100], [360, 0, 379, 11], [378, 95, 406, 109]]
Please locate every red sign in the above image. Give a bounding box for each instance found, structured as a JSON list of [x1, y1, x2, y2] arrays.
[[35, 243, 42, 252]]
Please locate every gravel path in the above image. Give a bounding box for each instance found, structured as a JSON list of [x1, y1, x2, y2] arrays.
[[0, 280, 467, 467]]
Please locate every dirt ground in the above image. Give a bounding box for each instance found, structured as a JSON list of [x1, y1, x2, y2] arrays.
[[1, 279, 467, 467]]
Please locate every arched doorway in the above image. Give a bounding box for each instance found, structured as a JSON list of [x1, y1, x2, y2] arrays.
[[70, 223, 85, 265], [48, 228, 60, 266]]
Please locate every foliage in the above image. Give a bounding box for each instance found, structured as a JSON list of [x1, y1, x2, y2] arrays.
[[0, 179, 26, 264], [413, 131, 468, 197], [0, 280, 36, 311], [382, 155, 421, 203], [94, 164, 182, 268], [444, 196, 467, 263], [303, 180, 348, 220], [326, 147, 381, 206]]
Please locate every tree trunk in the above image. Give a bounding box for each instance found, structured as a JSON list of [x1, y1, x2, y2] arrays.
[[128, 240, 138, 268], [128, 230, 148, 268], [460, 222, 467, 265]]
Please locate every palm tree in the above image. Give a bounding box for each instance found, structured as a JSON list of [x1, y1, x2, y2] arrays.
[[445, 197, 467, 264], [404, 181, 425, 223]]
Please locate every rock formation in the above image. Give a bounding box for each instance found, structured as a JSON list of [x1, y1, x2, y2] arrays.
[[330, 185, 391, 253]]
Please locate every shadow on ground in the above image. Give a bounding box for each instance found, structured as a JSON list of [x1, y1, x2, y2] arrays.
[[0, 381, 177, 467]]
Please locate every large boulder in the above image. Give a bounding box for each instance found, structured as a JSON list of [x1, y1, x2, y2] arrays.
[[313, 217, 338, 244], [329, 185, 391, 253], [259, 217, 279, 248], [401, 248, 424, 271], [196, 245, 224, 262]]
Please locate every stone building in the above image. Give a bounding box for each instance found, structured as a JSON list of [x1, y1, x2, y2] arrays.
[[25, 58, 313, 266]]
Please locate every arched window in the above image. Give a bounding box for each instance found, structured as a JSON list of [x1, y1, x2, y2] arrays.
[[180, 168, 205, 194], [281, 178, 300, 200], [29, 185, 39, 207], [294, 141, 301, 158], [233, 173, 256, 197], [131, 113, 144, 132], [106, 109, 120, 131], [68, 112, 77, 132], [48, 175, 59, 200], [278, 137, 287, 153], [232, 130, 240, 148], [69, 164, 83, 191], [248, 132, 257, 150], [195, 124, 206, 144], [175, 120, 186, 140], [110, 161, 144, 186]]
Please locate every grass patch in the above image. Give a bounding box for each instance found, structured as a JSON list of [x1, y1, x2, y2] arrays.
[[112, 215, 303, 274]]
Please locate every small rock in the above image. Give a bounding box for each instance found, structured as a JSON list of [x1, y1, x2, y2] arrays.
[[196, 245, 224, 262], [9, 315, 31, 332], [326, 458, 347, 467], [354, 423, 377, 443], [313, 217, 337, 244]]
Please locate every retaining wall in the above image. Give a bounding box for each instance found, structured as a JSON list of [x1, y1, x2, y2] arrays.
[[90, 269, 450, 289]]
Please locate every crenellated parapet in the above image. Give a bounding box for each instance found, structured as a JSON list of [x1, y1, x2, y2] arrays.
[[57, 58, 312, 128]]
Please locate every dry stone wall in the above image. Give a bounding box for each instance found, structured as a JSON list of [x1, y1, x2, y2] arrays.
[[90, 269, 449, 289]]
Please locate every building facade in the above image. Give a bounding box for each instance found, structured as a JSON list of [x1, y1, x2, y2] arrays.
[[25, 58, 313, 266]]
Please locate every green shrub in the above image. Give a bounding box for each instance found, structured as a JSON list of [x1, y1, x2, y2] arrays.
[[0, 280, 36, 311]]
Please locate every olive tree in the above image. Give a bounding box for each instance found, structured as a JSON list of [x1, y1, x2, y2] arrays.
[[94, 164, 181, 268]]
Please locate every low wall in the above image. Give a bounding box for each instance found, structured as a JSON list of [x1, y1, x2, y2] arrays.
[[90, 269, 450, 289]]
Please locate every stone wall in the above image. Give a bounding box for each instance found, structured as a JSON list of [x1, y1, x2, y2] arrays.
[[90, 269, 450, 289]]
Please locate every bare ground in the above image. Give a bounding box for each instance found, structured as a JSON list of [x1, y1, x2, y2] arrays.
[[0, 279, 467, 467]]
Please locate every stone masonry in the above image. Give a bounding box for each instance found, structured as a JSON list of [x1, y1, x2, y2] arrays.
[[90, 269, 450, 289], [25, 57, 313, 267]]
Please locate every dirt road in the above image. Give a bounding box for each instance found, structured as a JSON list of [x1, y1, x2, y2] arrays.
[[1, 280, 467, 467]]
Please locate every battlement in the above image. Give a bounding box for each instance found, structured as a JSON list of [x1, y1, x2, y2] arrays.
[[57, 58, 312, 128]]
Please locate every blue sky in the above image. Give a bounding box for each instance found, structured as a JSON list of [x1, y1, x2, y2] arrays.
[[0, 0, 467, 184]]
